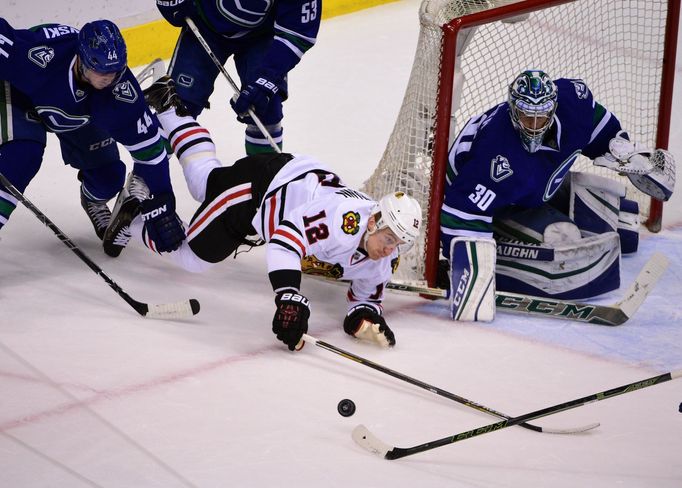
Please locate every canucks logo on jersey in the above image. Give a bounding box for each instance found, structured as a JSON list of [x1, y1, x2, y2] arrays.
[[28, 46, 54, 68], [490, 155, 513, 182]]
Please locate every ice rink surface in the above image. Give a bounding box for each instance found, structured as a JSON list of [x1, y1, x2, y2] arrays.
[[1, 1, 682, 486]]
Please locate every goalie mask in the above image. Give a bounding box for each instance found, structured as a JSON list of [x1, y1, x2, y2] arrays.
[[369, 192, 422, 253], [508, 70, 558, 153], [77, 20, 127, 86]]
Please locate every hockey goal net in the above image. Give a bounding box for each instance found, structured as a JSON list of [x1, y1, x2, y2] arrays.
[[362, 0, 680, 287]]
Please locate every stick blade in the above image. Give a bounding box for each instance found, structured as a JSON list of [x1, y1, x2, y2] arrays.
[[145, 299, 201, 319], [616, 252, 669, 320], [352, 425, 391, 458]]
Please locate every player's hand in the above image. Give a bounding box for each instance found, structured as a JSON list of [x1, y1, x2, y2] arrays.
[[141, 193, 185, 252], [273, 290, 310, 351], [156, 0, 196, 27], [231, 76, 281, 121], [343, 304, 395, 347]]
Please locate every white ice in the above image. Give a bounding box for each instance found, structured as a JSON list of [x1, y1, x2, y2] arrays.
[[1, 1, 681, 487]]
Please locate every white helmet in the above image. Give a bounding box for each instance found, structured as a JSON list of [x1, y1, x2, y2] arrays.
[[373, 192, 422, 250]]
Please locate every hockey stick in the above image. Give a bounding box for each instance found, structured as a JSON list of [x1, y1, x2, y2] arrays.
[[0, 172, 200, 319], [353, 368, 682, 460], [348, 252, 667, 326], [184, 17, 281, 153], [302, 334, 598, 434]]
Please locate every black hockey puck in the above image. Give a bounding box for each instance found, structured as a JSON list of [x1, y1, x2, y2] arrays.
[[679, 402, 682, 413], [337, 399, 356, 417]]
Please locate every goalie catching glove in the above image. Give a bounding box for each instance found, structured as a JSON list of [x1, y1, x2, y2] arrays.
[[343, 304, 395, 348], [273, 290, 309, 351], [593, 131, 675, 201], [593, 131, 655, 175]]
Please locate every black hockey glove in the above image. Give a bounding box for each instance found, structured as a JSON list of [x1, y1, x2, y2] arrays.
[[141, 192, 185, 253], [231, 74, 284, 121], [273, 290, 310, 351], [156, 0, 197, 27], [343, 304, 395, 347]]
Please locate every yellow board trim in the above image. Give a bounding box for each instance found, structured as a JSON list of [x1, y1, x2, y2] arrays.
[[122, 0, 398, 68]]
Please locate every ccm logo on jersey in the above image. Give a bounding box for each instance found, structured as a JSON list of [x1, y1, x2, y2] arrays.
[[142, 205, 167, 221], [452, 268, 470, 306]]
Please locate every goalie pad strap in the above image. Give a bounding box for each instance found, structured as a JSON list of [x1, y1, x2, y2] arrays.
[[449, 237, 496, 322]]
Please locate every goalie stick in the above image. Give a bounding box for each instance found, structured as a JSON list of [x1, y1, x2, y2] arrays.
[[302, 334, 598, 434], [375, 252, 668, 326], [0, 172, 200, 319], [353, 368, 682, 460]]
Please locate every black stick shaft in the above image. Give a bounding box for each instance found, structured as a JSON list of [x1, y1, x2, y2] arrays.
[[385, 369, 680, 460], [0, 172, 148, 316], [303, 334, 554, 433]]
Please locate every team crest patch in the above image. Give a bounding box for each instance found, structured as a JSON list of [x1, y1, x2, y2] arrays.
[[301, 255, 344, 279], [490, 155, 513, 182], [28, 46, 54, 68], [571, 80, 588, 99], [341, 211, 361, 235], [112, 81, 138, 104]]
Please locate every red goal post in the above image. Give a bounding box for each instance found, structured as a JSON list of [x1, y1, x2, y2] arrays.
[[361, 0, 680, 287]]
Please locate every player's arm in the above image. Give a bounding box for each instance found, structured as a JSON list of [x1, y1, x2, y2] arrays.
[[582, 96, 676, 201], [267, 212, 318, 352], [232, 0, 320, 117], [99, 72, 185, 252]]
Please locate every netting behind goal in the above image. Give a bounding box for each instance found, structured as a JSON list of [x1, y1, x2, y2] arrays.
[[362, 0, 679, 286]]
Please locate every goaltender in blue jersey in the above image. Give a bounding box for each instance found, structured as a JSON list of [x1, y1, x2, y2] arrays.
[[0, 18, 184, 253], [440, 70, 675, 322]]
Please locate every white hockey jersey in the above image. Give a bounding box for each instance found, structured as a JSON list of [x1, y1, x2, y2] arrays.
[[252, 155, 399, 311]]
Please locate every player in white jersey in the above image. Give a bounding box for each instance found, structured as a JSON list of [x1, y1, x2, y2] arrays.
[[107, 77, 422, 351]]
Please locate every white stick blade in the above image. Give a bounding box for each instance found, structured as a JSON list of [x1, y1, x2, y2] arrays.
[[146, 300, 199, 319], [352, 425, 391, 458], [617, 252, 669, 319]]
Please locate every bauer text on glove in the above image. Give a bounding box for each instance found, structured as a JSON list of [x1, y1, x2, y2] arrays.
[[273, 290, 310, 351]]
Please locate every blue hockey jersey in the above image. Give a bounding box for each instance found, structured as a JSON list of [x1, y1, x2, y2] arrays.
[[0, 18, 172, 194], [196, 0, 320, 80], [440, 78, 623, 259]]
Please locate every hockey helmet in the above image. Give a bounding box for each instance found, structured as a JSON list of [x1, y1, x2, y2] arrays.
[[77, 20, 127, 79], [372, 192, 422, 252], [508, 70, 557, 153]]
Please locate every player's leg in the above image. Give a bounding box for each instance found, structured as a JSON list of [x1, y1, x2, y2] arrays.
[[448, 237, 497, 322], [56, 126, 125, 240], [234, 38, 286, 155], [0, 85, 48, 231], [0, 140, 45, 231], [167, 23, 231, 117]]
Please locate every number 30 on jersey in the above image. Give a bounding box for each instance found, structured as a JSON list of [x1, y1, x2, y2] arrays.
[[469, 184, 496, 211]]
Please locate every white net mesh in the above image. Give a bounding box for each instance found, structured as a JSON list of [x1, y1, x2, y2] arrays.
[[362, 0, 673, 284]]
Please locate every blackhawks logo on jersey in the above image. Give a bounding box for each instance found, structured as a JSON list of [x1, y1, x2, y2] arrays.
[[341, 211, 361, 235], [301, 255, 344, 279]]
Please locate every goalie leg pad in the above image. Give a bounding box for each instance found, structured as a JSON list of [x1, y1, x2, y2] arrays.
[[570, 171, 625, 236], [449, 237, 496, 322], [496, 232, 621, 299], [494, 205, 581, 245], [617, 198, 639, 254]]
